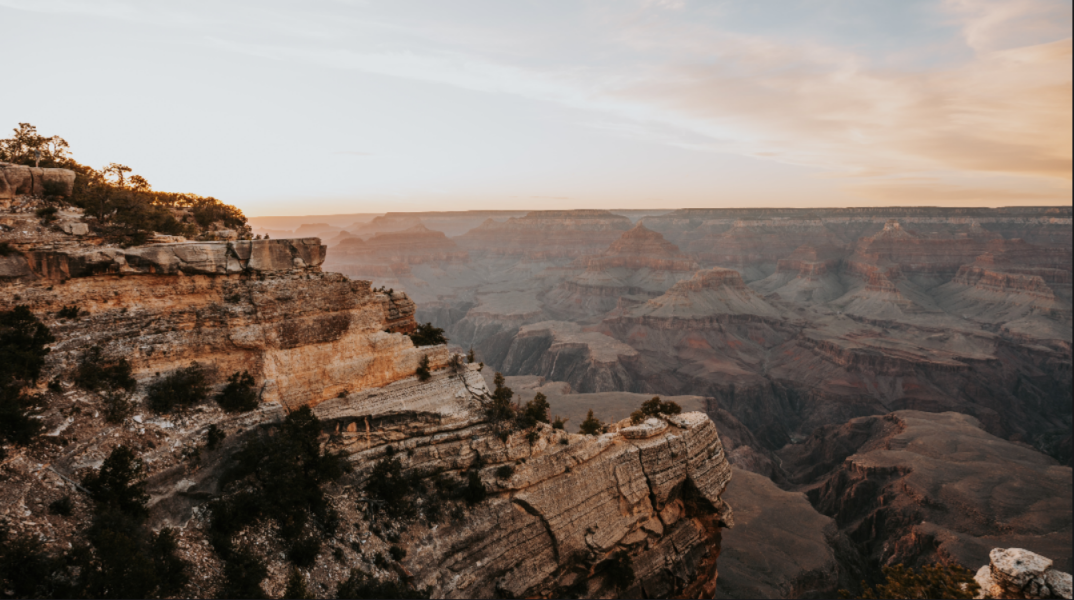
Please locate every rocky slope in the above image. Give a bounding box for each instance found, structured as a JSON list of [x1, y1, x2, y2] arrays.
[[779, 411, 1073, 576], [1, 198, 735, 598]]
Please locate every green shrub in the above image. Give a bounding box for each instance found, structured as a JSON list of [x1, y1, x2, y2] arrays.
[[630, 396, 682, 425], [64, 497, 189, 598], [284, 568, 314, 600], [845, 563, 980, 599], [145, 362, 209, 413], [518, 392, 550, 428], [485, 372, 516, 436], [579, 409, 603, 435], [219, 546, 268, 599], [0, 526, 63, 598], [73, 346, 136, 394], [102, 388, 135, 424], [286, 535, 322, 568], [0, 305, 55, 385], [364, 455, 420, 520], [415, 355, 431, 382], [461, 470, 487, 505], [447, 352, 465, 376], [215, 370, 258, 412], [408, 322, 447, 347], [335, 568, 431, 599], [602, 550, 635, 592], [35, 205, 58, 223], [206, 424, 226, 449], [552, 415, 566, 430], [80, 444, 149, 519], [209, 407, 349, 562], [0, 384, 44, 447], [49, 495, 74, 516], [56, 304, 81, 319], [2, 440, 189, 599], [41, 178, 68, 199], [3, 124, 248, 244]]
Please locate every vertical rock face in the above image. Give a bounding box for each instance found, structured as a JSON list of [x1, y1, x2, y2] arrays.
[[4, 266, 438, 409], [0, 163, 75, 203]]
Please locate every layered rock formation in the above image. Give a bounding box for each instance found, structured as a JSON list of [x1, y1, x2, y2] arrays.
[[678, 219, 844, 281], [1, 203, 736, 598], [623, 268, 783, 321], [497, 321, 641, 393], [396, 207, 1071, 466], [543, 223, 699, 321], [457, 210, 634, 259], [329, 225, 468, 266], [751, 244, 845, 304]]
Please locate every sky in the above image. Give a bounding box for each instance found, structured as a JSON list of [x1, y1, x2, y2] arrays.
[[2, 0, 1071, 216]]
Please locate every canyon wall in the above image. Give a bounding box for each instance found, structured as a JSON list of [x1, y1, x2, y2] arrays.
[[1, 200, 734, 598]]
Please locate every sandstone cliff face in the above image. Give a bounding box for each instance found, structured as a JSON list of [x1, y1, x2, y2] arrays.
[[319, 386, 734, 598], [1, 206, 735, 598], [0, 162, 75, 203]]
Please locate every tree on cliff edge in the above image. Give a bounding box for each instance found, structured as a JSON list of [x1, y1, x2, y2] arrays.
[[0, 123, 71, 167]]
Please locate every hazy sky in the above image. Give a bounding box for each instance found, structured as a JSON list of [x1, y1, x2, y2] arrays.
[[3, 0, 1071, 216]]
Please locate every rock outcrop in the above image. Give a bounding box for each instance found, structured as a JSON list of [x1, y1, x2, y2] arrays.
[[0, 162, 75, 203], [10, 238, 327, 282], [975, 548, 1072, 600]]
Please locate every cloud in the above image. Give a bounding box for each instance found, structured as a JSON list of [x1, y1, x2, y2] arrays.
[[333, 151, 375, 156], [10, 0, 1069, 207], [845, 179, 1069, 204]]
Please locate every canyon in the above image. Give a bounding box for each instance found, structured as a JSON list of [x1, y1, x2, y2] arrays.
[[315, 205, 1073, 596], [3, 193, 1071, 598]]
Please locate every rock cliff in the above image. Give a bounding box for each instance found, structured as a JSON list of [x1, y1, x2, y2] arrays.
[[1, 204, 735, 598], [0, 162, 75, 204]]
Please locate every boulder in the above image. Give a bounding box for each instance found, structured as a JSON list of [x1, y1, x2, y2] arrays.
[[0, 163, 75, 200], [976, 548, 1073, 599]]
